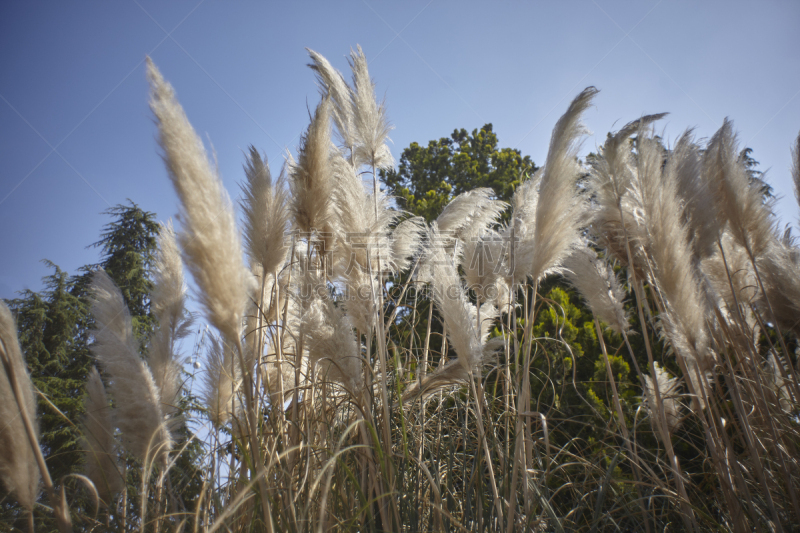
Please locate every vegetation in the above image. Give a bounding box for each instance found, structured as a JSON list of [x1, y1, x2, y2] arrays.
[[1, 46, 799, 532]]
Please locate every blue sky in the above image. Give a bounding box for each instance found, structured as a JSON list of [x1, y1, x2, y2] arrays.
[[2, 0, 799, 302]]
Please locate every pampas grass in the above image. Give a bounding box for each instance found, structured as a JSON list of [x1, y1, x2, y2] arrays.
[[588, 113, 667, 271], [667, 129, 721, 261], [348, 45, 393, 170], [435, 187, 506, 240], [706, 119, 774, 259], [81, 366, 123, 506], [148, 222, 191, 431], [90, 270, 172, 464], [9, 46, 800, 533], [525, 87, 596, 284], [241, 147, 291, 278], [308, 48, 355, 152], [643, 362, 683, 435], [632, 130, 713, 403], [147, 58, 250, 346], [563, 245, 629, 334], [290, 97, 336, 238], [202, 334, 241, 430], [0, 301, 40, 512], [410, 225, 498, 396], [792, 131, 800, 211]]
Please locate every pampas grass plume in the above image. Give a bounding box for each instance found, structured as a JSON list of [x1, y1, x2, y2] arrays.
[[644, 362, 683, 435], [0, 301, 40, 510], [705, 119, 774, 258], [148, 222, 191, 431], [349, 45, 393, 170], [241, 147, 291, 277], [290, 97, 336, 236], [203, 335, 241, 430], [90, 270, 172, 463], [527, 87, 596, 283], [147, 57, 250, 345], [82, 366, 123, 505], [563, 246, 629, 334], [307, 48, 355, 150]]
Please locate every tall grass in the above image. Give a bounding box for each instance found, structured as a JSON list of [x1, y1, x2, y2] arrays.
[[2, 47, 799, 532]]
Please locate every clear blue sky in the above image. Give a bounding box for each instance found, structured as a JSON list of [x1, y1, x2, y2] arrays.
[[2, 0, 799, 301]]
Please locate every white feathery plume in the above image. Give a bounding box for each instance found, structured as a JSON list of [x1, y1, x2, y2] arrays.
[[241, 147, 291, 278], [520, 87, 598, 284], [426, 188, 506, 285], [756, 236, 800, 336], [704, 119, 774, 259], [289, 97, 336, 237], [148, 222, 191, 432], [330, 151, 398, 274], [436, 188, 507, 242], [301, 291, 363, 393], [203, 335, 241, 430], [587, 113, 667, 270], [150, 221, 187, 332], [81, 366, 123, 505], [631, 131, 713, 408], [0, 301, 40, 510], [90, 270, 172, 464], [666, 129, 721, 260], [348, 45, 393, 170], [147, 58, 250, 345], [307, 48, 355, 151], [563, 246, 629, 334], [702, 232, 758, 316], [340, 267, 378, 335], [409, 226, 499, 397], [462, 229, 509, 306], [792, 131, 800, 213], [643, 362, 683, 435], [506, 170, 541, 286], [390, 216, 425, 274]]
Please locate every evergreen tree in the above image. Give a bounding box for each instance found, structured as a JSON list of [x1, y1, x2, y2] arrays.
[[89, 201, 160, 340]]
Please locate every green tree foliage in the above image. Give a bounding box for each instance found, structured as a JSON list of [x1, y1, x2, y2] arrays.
[[7, 263, 92, 485], [89, 201, 160, 340], [381, 124, 537, 221]]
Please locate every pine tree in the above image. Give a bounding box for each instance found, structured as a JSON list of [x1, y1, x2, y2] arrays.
[[89, 201, 160, 340]]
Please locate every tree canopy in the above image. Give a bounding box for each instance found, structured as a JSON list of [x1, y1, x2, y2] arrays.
[[381, 124, 537, 221]]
